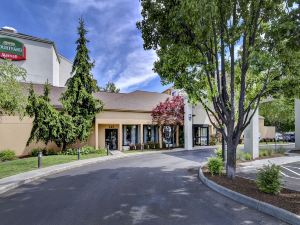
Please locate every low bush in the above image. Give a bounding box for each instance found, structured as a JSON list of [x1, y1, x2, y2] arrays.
[[274, 147, 286, 154], [145, 142, 160, 149], [81, 146, 98, 154], [259, 149, 275, 158], [215, 148, 223, 159], [207, 157, 223, 176], [256, 164, 282, 195], [244, 153, 252, 161], [259, 149, 268, 157], [30, 148, 42, 157], [135, 143, 142, 150], [63, 148, 84, 155], [47, 149, 58, 155], [0, 150, 16, 161], [62, 146, 103, 155], [31, 148, 58, 156]]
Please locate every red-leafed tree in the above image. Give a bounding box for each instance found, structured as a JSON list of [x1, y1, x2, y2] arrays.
[[151, 96, 184, 148]]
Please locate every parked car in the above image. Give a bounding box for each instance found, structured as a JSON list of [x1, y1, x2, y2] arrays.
[[290, 133, 295, 142], [283, 132, 295, 142], [275, 133, 283, 141]]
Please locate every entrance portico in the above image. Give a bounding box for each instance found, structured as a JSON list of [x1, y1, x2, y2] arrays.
[[94, 111, 181, 151]]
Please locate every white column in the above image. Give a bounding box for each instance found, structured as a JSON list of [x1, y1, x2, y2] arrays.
[[244, 109, 259, 159], [184, 98, 193, 150], [295, 99, 300, 149]]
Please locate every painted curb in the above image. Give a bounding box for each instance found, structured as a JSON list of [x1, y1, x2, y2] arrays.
[[0, 148, 207, 195], [198, 167, 300, 225]]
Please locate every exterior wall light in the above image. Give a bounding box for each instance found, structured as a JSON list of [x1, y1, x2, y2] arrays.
[[188, 114, 192, 121]]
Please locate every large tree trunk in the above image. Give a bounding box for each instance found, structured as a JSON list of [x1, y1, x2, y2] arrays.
[[62, 142, 67, 152], [226, 137, 238, 179]]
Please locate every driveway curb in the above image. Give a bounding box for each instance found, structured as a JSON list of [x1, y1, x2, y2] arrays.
[[198, 167, 300, 225], [0, 148, 209, 196]]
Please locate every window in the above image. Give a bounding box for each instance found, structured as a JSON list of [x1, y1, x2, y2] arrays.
[[193, 125, 209, 146], [123, 125, 139, 146], [143, 125, 159, 143], [163, 126, 176, 145]]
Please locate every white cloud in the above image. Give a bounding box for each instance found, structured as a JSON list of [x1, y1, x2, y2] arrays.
[[59, 0, 159, 92], [62, 0, 118, 12], [115, 49, 158, 91]]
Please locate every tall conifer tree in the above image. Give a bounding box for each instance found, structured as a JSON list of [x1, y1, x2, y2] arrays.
[[61, 17, 103, 143]]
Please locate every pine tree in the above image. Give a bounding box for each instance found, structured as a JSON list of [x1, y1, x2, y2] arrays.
[[61, 18, 103, 143]]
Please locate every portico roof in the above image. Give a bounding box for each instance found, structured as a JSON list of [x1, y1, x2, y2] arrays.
[[21, 83, 170, 112]]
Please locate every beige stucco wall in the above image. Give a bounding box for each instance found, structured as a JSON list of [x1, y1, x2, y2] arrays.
[[192, 104, 211, 125], [0, 116, 61, 156], [259, 117, 275, 139]]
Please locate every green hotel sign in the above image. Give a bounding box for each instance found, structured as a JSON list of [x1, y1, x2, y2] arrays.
[[0, 37, 26, 61]]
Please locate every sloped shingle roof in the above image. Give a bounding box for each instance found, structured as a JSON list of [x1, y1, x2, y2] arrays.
[[22, 83, 170, 112]]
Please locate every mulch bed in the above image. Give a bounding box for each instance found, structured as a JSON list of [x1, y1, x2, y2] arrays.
[[204, 172, 300, 215]]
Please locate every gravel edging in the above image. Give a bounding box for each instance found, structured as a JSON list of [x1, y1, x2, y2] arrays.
[[198, 167, 300, 225], [0, 148, 204, 196]]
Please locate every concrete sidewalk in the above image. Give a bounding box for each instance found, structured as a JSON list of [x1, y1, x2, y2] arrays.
[[0, 147, 213, 195]]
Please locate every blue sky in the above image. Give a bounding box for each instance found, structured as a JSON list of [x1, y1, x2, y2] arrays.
[[0, 0, 170, 93]]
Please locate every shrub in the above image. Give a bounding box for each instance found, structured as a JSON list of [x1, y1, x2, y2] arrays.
[[256, 164, 282, 195], [274, 147, 285, 154], [244, 153, 252, 161], [207, 157, 223, 176], [0, 150, 16, 161], [30, 148, 58, 156], [135, 143, 142, 150], [30, 148, 41, 157], [62, 148, 78, 155], [259, 149, 268, 157], [61, 146, 100, 155], [215, 148, 223, 159], [47, 149, 58, 155], [266, 149, 273, 156], [259, 149, 273, 157], [81, 146, 97, 154]]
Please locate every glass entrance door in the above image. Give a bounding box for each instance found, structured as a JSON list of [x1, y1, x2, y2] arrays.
[[193, 125, 209, 146], [105, 129, 118, 150]]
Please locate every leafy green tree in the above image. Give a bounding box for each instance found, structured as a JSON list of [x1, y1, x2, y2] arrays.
[[102, 81, 120, 93], [61, 18, 103, 145], [138, 0, 300, 178], [26, 83, 77, 150], [260, 98, 294, 132], [0, 60, 27, 116], [26, 83, 63, 146]]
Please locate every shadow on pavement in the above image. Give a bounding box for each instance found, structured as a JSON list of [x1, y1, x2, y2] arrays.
[[0, 150, 286, 225]]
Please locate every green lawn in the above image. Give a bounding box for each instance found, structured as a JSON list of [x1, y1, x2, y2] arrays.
[[0, 151, 107, 179]]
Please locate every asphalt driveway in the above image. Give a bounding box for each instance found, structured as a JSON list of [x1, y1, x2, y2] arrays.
[[0, 150, 287, 225]]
